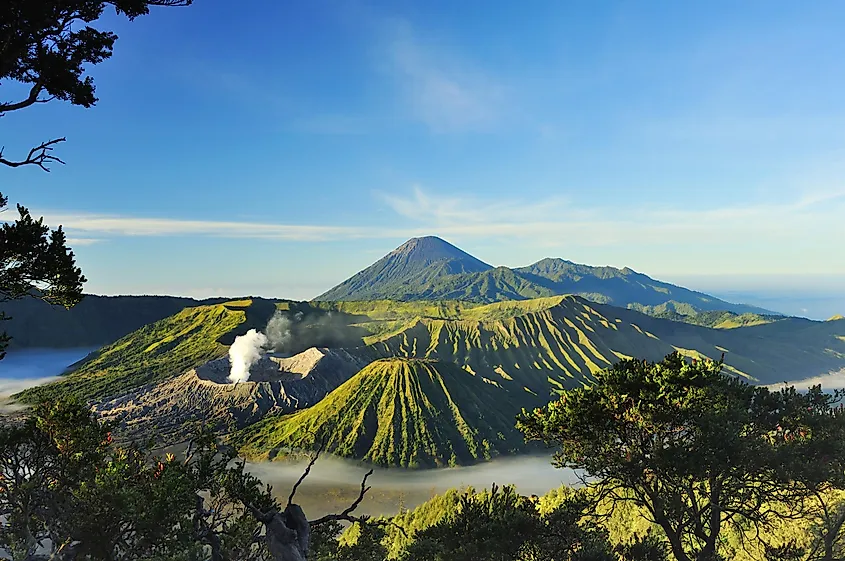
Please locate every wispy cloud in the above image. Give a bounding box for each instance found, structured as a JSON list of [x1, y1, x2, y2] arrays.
[[378, 185, 845, 251], [17, 186, 845, 277], [766, 368, 845, 391], [383, 20, 503, 133], [33, 212, 384, 242], [66, 238, 105, 246], [377, 185, 573, 224]]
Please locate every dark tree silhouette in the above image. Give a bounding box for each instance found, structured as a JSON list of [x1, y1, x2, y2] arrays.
[[1, 0, 193, 170], [0, 0, 193, 358], [0, 195, 85, 360]]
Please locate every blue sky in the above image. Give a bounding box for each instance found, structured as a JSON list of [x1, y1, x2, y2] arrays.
[[2, 0, 844, 305]]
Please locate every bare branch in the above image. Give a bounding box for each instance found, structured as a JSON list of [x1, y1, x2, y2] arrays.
[[287, 441, 325, 508], [309, 468, 374, 526], [0, 138, 66, 172], [0, 82, 46, 114]]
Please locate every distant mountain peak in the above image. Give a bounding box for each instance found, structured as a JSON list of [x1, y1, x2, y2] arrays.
[[315, 237, 775, 316], [314, 236, 492, 302], [388, 236, 491, 267]]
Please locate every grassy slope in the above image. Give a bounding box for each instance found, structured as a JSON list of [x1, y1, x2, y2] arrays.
[[516, 259, 772, 314], [12, 294, 844, 468], [594, 302, 845, 385], [367, 296, 669, 394], [16, 301, 255, 402], [19, 295, 844, 406], [363, 296, 845, 387], [235, 358, 526, 468]]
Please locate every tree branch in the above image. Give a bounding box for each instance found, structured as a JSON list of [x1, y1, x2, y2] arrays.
[[0, 138, 66, 172], [309, 469, 374, 526], [0, 82, 46, 114], [287, 441, 325, 508]]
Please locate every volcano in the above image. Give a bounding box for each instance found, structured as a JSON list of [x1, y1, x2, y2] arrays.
[[95, 347, 372, 445]]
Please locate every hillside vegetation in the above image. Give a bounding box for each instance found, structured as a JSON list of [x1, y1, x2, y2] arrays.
[[362, 296, 845, 387], [235, 358, 526, 467], [16, 302, 251, 402], [231, 296, 845, 466], [15, 293, 845, 468]]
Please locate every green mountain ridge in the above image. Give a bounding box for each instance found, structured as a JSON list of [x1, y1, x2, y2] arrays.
[[0, 237, 788, 354], [234, 358, 526, 468], [231, 296, 845, 466], [17, 301, 249, 402], [316, 236, 777, 318], [16, 295, 845, 467]]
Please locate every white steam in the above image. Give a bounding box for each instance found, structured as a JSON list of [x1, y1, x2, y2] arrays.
[[227, 329, 269, 383], [227, 311, 299, 383], [265, 312, 293, 352]]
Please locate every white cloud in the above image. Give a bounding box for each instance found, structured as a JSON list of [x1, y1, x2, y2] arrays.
[[36, 212, 384, 241], [377, 185, 845, 267], [376, 185, 572, 224], [15, 185, 845, 275], [766, 369, 845, 391], [66, 237, 104, 246], [384, 21, 503, 133]]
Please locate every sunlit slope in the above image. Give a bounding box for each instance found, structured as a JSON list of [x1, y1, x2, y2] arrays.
[[365, 296, 845, 387], [317, 236, 493, 302], [365, 296, 674, 394], [235, 358, 526, 468], [591, 302, 845, 385], [15, 300, 272, 402]]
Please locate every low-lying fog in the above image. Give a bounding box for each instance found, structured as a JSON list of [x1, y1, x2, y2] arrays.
[[245, 454, 579, 519], [767, 368, 845, 391], [0, 347, 96, 410]]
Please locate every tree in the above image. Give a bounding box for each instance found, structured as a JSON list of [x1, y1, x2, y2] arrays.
[[1, 0, 192, 170], [0, 399, 391, 561], [517, 353, 845, 561], [1, 0, 192, 359], [0, 194, 86, 360], [399, 484, 632, 561], [0, 399, 272, 560]]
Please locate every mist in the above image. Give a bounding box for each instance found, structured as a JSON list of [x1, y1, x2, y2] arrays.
[[0, 347, 97, 413], [244, 454, 580, 519], [766, 368, 845, 391], [266, 310, 365, 355]]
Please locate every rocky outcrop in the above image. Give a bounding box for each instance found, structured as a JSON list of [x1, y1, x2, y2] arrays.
[[94, 347, 372, 445]]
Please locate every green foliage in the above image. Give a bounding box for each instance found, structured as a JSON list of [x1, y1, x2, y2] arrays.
[[1, 294, 210, 350], [16, 303, 245, 402], [395, 484, 622, 561], [235, 358, 525, 467], [633, 303, 779, 329], [0, 194, 85, 360], [0, 398, 277, 561], [517, 353, 845, 561]]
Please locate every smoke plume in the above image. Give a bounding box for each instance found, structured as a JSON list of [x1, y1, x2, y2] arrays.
[[227, 329, 269, 383], [265, 311, 293, 351], [227, 309, 364, 383]]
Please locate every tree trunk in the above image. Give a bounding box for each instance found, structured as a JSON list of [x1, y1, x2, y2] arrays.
[[264, 504, 311, 561]]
